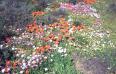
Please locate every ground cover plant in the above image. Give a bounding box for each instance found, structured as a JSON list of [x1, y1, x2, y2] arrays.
[[0, 0, 116, 74]]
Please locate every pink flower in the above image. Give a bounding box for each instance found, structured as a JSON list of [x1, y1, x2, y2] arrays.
[[60, 3, 74, 10]]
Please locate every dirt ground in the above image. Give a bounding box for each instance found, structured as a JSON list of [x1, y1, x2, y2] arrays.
[[72, 52, 115, 74]]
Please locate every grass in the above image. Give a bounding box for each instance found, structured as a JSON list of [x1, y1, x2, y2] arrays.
[[29, 51, 80, 74], [94, 0, 116, 45]]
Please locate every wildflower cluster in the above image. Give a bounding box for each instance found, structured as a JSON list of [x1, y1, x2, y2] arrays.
[[0, 1, 115, 74], [60, 2, 100, 18], [0, 8, 85, 73]]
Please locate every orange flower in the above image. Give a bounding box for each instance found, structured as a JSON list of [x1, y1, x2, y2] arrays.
[[32, 11, 45, 17], [38, 26, 44, 33], [59, 18, 69, 29], [42, 37, 49, 42], [26, 20, 40, 33], [52, 38, 57, 41], [36, 47, 40, 53], [58, 18, 65, 22], [48, 33, 55, 40], [77, 26, 81, 31], [36, 45, 51, 53], [77, 25, 84, 31], [26, 25, 33, 32], [32, 0, 37, 4], [44, 45, 51, 51], [13, 61, 18, 69], [35, 28, 39, 33], [64, 33, 70, 38], [57, 34, 62, 41], [36, 46, 45, 53], [25, 69, 29, 74], [48, 24, 56, 28], [84, 0, 96, 4], [60, 29, 69, 33], [69, 37, 75, 40], [72, 25, 77, 31]]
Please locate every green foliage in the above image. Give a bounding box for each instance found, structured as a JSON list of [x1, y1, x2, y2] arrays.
[[29, 51, 78, 74], [36, 13, 57, 25], [31, 0, 56, 11], [69, 0, 77, 5], [0, 48, 15, 67]]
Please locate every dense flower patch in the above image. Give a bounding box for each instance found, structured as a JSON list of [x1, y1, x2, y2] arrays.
[[60, 2, 100, 18], [0, 8, 84, 73], [0, 1, 115, 74]]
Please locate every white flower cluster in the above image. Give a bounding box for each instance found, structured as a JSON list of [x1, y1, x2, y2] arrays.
[[57, 47, 67, 53], [54, 47, 68, 57], [26, 54, 42, 68]]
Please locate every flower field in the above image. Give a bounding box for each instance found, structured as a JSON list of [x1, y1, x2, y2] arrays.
[[0, 0, 116, 74]]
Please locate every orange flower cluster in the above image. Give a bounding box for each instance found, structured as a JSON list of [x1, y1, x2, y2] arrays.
[[48, 18, 69, 29], [48, 33, 62, 45], [48, 18, 70, 37], [42, 33, 63, 45], [58, 18, 70, 37], [71, 24, 84, 31], [48, 23, 58, 28], [26, 21, 44, 33], [36, 45, 51, 53], [59, 18, 69, 28], [84, 0, 96, 4], [26, 11, 45, 33], [32, 11, 45, 17], [55, 34, 63, 45], [48, 18, 85, 39], [26, 21, 38, 33]]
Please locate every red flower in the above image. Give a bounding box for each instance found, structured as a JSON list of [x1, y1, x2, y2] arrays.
[[54, 40, 59, 45], [4, 37, 11, 43], [6, 60, 11, 66]]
